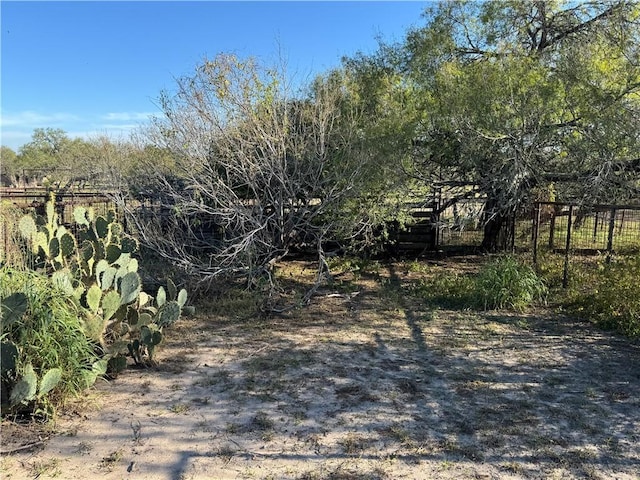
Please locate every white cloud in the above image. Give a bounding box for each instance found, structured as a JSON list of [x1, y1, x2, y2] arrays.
[[0, 110, 156, 149], [0, 130, 33, 150], [101, 112, 155, 122], [0, 111, 81, 128]]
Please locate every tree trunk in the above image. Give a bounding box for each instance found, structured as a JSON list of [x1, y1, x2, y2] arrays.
[[481, 198, 512, 252]]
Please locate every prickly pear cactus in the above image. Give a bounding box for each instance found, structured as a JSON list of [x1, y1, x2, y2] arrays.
[[16, 194, 192, 369]]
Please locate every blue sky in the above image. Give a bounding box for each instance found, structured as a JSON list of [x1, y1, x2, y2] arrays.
[[1, 1, 429, 151]]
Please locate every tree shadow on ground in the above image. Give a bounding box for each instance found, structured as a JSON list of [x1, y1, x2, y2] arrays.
[[6, 262, 638, 480], [151, 264, 640, 479]]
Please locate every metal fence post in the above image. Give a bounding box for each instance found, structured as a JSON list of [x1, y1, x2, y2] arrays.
[[562, 205, 573, 289], [549, 207, 556, 250], [606, 207, 616, 263]]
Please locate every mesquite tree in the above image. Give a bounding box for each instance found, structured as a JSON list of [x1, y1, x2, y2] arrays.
[[346, 0, 640, 251], [121, 54, 382, 302]]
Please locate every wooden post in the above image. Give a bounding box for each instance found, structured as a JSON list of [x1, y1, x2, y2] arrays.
[[592, 210, 599, 243], [549, 208, 556, 250], [510, 214, 516, 252], [434, 187, 441, 249], [606, 207, 616, 263], [562, 205, 573, 289], [533, 202, 541, 268]]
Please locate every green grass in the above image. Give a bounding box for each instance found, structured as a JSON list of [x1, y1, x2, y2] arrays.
[[474, 256, 547, 311], [410, 255, 547, 312], [563, 257, 640, 337], [1, 267, 101, 415]]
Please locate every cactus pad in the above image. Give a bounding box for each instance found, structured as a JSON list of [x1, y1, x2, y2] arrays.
[[106, 244, 121, 264], [111, 222, 123, 237], [38, 368, 62, 397], [157, 301, 181, 327], [18, 215, 37, 239], [86, 284, 102, 313], [95, 216, 109, 239], [119, 272, 141, 306], [138, 292, 151, 308], [95, 259, 109, 283], [33, 231, 49, 255], [101, 267, 117, 291], [166, 278, 177, 302], [127, 258, 139, 273], [177, 289, 188, 308], [73, 206, 90, 227], [46, 199, 55, 226], [60, 233, 76, 257], [82, 312, 107, 342], [1, 341, 19, 376], [9, 363, 37, 406], [52, 270, 75, 296], [49, 237, 60, 259], [138, 312, 153, 326], [101, 290, 121, 321], [156, 287, 166, 307], [1, 292, 28, 327], [120, 236, 138, 254], [80, 240, 94, 262], [126, 306, 139, 325]]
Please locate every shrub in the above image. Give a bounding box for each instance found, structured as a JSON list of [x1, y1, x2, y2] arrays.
[[567, 256, 640, 338], [474, 255, 547, 311], [410, 256, 546, 311], [1, 267, 104, 417]]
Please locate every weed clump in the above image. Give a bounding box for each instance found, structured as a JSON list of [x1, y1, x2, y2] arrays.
[[564, 256, 640, 337], [474, 256, 547, 311], [411, 255, 547, 312], [1, 267, 102, 416]]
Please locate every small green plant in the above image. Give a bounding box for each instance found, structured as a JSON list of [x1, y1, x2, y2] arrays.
[[1, 269, 105, 417], [410, 256, 546, 312], [564, 256, 640, 337], [410, 272, 476, 309], [474, 255, 547, 311]]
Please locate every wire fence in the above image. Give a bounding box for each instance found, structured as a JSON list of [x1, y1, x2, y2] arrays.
[[1, 189, 117, 266], [532, 202, 640, 286], [2, 188, 639, 272]]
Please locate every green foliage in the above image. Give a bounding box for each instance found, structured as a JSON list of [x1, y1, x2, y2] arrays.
[[474, 256, 547, 311], [343, 1, 640, 251], [0, 267, 102, 417], [327, 256, 381, 280], [1, 292, 29, 327], [410, 271, 476, 310], [14, 194, 193, 385], [410, 256, 546, 311], [550, 256, 640, 338]]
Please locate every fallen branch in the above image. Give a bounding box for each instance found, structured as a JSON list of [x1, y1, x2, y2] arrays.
[[0, 437, 50, 455]]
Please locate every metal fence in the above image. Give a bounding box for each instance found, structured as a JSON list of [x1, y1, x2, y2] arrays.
[[1, 189, 116, 265], [531, 202, 640, 286], [533, 202, 640, 256], [3, 188, 639, 263], [1, 188, 116, 222]]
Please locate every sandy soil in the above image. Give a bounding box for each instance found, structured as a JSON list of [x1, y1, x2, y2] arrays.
[[1, 262, 639, 479]]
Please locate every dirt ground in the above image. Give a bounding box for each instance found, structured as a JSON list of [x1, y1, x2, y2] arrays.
[[1, 261, 639, 479]]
